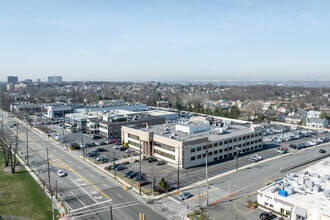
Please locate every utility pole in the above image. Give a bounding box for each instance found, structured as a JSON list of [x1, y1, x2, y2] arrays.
[[81, 138, 85, 160], [152, 174, 154, 196], [47, 148, 51, 191], [62, 127, 68, 150], [55, 180, 57, 198], [51, 195, 55, 220], [139, 140, 142, 195], [206, 144, 209, 206], [235, 147, 241, 171], [177, 149, 180, 190], [26, 131, 29, 165], [113, 152, 116, 179], [1, 114, 3, 131], [109, 201, 113, 220]]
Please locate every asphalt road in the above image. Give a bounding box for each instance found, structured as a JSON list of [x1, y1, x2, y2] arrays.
[[1, 112, 167, 220]]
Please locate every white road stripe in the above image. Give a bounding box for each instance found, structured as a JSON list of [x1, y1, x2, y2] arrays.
[[70, 200, 112, 213], [168, 196, 181, 204], [70, 178, 99, 203], [70, 191, 87, 207], [116, 193, 122, 198]]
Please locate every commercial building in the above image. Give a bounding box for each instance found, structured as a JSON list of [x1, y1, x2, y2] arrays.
[[10, 102, 43, 114], [48, 76, 62, 82], [257, 157, 330, 220], [122, 117, 263, 168], [7, 76, 18, 84], [43, 103, 81, 118], [99, 113, 166, 139], [65, 109, 178, 133]]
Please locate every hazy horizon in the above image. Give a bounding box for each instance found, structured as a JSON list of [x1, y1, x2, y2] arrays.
[[1, 0, 330, 81]]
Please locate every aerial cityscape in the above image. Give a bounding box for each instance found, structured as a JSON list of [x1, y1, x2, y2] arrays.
[[1, 1, 330, 220]]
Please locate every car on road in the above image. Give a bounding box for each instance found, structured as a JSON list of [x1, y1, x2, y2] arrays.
[[156, 160, 166, 166], [57, 169, 66, 177], [178, 192, 193, 201], [319, 149, 326, 153]]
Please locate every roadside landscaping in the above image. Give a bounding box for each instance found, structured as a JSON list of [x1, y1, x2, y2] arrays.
[[0, 151, 53, 220]]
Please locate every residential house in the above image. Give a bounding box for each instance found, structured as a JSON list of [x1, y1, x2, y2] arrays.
[[306, 117, 328, 128]]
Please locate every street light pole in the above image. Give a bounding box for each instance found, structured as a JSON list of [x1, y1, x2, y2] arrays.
[[177, 149, 180, 190], [26, 131, 29, 165], [206, 144, 209, 206], [47, 148, 51, 191], [81, 138, 85, 160], [139, 140, 142, 195]]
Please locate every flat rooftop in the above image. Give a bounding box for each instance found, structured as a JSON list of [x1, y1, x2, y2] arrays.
[[259, 157, 330, 217], [139, 121, 255, 142]]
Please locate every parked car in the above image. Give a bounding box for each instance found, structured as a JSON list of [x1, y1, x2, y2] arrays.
[[113, 145, 121, 149], [147, 157, 157, 163], [124, 170, 134, 177], [128, 172, 139, 179], [125, 148, 133, 153], [111, 164, 121, 170], [319, 149, 326, 153], [97, 148, 107, 152], [248, 158, 257, 163], [134, 174, 145, 181], [259, 212, 276, 220], [252, 154, 262, 160], [178, 192, 193, 201], [139, 179, 150, 186], [87, 151, 98, 157], [115, 165, 126, 171], [289, 144, 297, 149], [91, 134, 102, 139], [156, 160, 166, 166], [57, 169, 66, 177]]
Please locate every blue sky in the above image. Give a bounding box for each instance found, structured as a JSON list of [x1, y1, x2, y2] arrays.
[[1, 0, 330, 82]]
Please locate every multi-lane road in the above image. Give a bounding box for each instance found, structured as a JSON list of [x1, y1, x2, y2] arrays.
[[1, 112, 167, 220]]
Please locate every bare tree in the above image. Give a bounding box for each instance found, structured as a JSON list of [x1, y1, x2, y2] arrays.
[[243, 101, 263, 120]]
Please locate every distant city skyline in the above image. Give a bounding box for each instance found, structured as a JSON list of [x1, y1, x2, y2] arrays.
[[1, 0, 330, 81]]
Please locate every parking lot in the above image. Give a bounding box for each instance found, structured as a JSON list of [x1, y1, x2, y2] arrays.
[[40, 121, 330, 193]]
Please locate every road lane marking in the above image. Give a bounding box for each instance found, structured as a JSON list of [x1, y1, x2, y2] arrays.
[[116, 193, 123, 198], [71, 191, 87, 207], [71, 179, 99, 203], [168, 196, 181, 204], [70, 200, 113, 213], [186, 187, 218, 202], [7, 126, 112, 201]]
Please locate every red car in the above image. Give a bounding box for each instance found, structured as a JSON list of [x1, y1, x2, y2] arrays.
[[282, 147, 288, 151]]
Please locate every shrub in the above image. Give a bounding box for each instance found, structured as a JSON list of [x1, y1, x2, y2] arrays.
[[123, 155, 127, 158], [133, 159, 139, 163], [69, 143, 80, 150], [143, 155, 147, 160]]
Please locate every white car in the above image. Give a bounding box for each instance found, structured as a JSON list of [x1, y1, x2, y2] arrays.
[[57, 170, 66, 177], [252, 154, 262, 160], [113, 145, 121, 149]]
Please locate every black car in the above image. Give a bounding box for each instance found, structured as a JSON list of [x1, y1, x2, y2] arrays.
[[91, 134, 102, 139], [289, 144, 297, 149], [259, 212, 276, 220], [115, 165, 126, 171], [139, 179, 150, 186], [134, 174, 145, 181], [319, 149, 326, 153], [156, 160, 166, 166], [111, 164, 121, 170], [87, 151, 98, 157], [124, 170, 134, 177], [97, 148, 107, 152], [128, 172, 139, 179], [147, 157, 157, 163]]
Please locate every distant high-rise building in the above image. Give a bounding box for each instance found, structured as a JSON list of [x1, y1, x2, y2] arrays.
[[37, 79, 41, 83], [7, 76, 18, 84], [48, 76, 62, 82]]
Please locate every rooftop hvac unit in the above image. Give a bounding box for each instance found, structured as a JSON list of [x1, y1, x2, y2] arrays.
[[278, 189, 288, 197], [313, 185, 321, 192], [271, 186, 279, 193], [324, 190, 330, 197], [324, 175, 330, 181]]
